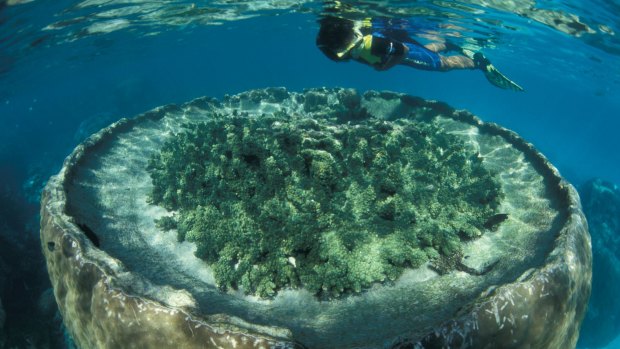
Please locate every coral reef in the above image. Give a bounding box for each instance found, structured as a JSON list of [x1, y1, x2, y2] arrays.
[[147, 111, 503, 298], [0, 250, 6, 348], [0, 296, 4, 348], [578, 178, 620, 348], [42, 88, 591, 348], [0, 199, 66, 349]]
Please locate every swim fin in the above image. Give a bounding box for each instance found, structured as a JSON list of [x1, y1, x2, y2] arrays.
[[462, 49, 523, 91], [473, 52, 524, 92]]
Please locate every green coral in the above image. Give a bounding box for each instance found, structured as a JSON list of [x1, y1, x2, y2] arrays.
[[147, 111, 503, 299]]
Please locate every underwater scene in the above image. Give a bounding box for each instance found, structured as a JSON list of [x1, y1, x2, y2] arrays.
[[1, 0, 619, 348]]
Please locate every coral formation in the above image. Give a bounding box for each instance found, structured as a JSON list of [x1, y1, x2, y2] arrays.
[[578, 178, 620, 348], [0, 297, 4, 348], [147, 110, 503, 298], [41, 88, 591, 348]]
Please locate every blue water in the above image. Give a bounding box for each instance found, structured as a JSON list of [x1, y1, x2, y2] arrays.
[[1, 0, 619, 347]]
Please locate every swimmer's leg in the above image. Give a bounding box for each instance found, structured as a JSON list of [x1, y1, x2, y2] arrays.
[[401, 43, 443, 70]]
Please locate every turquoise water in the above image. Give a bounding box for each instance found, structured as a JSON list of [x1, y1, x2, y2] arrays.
[[0, 0, 619, 347]]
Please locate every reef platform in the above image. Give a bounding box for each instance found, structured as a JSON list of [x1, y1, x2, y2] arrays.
[[40, 87, 591, 349]]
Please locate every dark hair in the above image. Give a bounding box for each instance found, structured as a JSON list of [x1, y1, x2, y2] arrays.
[[316, 16, 356, 61]]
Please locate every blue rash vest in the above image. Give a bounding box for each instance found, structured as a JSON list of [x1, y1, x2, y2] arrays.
[[351, 18, 443, 71]]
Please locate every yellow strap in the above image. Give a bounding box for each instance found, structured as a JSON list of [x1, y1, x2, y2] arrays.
[[355, 35, 381, 64], [334, 19, 374, 59]]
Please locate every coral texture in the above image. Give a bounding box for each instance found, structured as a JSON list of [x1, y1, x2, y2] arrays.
[[147, 112, 502, 298]]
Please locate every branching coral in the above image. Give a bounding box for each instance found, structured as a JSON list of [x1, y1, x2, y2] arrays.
[[147, 111, 503, 298]]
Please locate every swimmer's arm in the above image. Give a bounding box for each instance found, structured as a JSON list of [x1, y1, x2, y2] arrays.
[[378, 43, 409, 70], [367, 36, 409, 70]]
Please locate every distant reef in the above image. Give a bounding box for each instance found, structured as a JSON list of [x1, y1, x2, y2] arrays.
[[578, 179, 620, 348], [0, 293, 5, 348]]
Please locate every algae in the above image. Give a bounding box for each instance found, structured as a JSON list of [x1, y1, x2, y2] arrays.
[[147, 111, 503, 298]]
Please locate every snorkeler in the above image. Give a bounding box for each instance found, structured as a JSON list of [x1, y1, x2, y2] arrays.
[[316, 16, 524, 91]]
